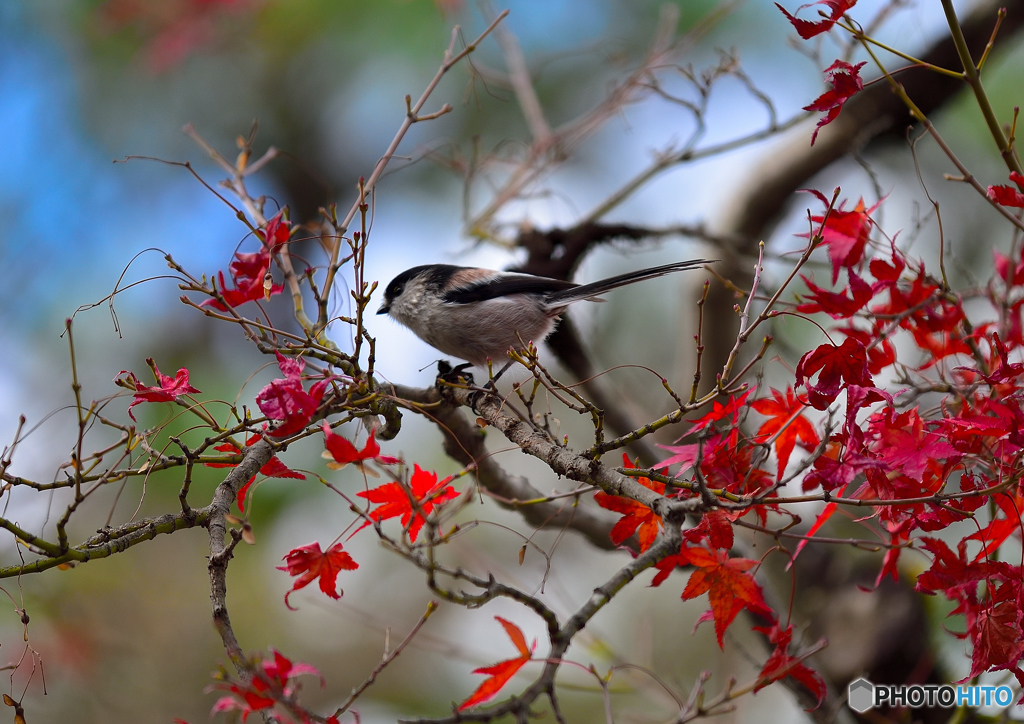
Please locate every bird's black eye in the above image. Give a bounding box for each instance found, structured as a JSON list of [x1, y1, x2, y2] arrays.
[[384, 266, 433, 300]]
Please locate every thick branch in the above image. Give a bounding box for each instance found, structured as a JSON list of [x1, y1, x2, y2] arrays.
[[0, 440, 275, 581], [442, 386, 703, 520], [393, 384, 619, 549], [207, 439, 275, 671]]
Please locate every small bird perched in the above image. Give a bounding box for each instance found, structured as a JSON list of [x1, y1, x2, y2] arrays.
[[377, 259, 713, 367]]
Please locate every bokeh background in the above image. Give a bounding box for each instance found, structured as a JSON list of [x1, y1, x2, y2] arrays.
[[1, 0, 1023, 721]]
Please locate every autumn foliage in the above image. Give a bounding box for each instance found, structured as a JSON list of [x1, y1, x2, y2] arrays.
[[458, 618, 535, 711]]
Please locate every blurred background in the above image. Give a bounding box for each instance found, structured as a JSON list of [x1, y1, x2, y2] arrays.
[[1, 0, 1022, 721]]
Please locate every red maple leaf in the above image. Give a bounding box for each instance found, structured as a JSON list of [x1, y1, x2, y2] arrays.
[[804, 60, 865, 145], [806, 191, 881, 282], [868, 407, 957, 483], [260, 211, 291, 251], [751, 387, 820, 481], [277, 541, 358, 610], [459, 617, 535, 711], [954, 577, 1024, 684], [683, 390, 752, 436], [987, 171, 1024, 208], [994, 239, 1024, 288], [753, 622, 827, 708], [868, 242, 907, 285], [964, 494, 1024, 563], [753, 622, 826, 708], [795, 337, 873, 410], [205, 433, 306, 512], [201, 247, 284, 311], [664, 511, 736, 554], [322, 422, 400, 475], [228, 249, 270, 286], [117, 358, 201, 422], [972, 600, 1024, 675], [705, 509, 737, 550], [355, 465, 459, 542], [655, 441, 701, 475], [796, 271, 872, 318], [594, 454, 666, 552], [837, 324, 896, 374], [255, 352, 334, 438], [915, 537, 996, 596], [977, 333, 1024, 384], [259, 648, 323, 688], [776, 0, 856, 39], [681, 546, 772, 647]]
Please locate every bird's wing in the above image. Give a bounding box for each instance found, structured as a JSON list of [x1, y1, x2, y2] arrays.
[[442, 274, 577, 304]]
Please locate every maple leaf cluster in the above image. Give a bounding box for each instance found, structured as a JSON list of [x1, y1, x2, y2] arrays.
[[210, 649, 336, 724], [277, 463, 458, 608], [916, 535, 1024, 686], [255, 352, 335, 438], [201, 212, 290, 311], [656, 390, 773, 502], [580, 167, 1024, 703], [818, 212, 1024, 678], [115, 343, 462, 620], [591, 403, 827, 703], [774, 0, 864, 143], [785, 187, 1024, 687]]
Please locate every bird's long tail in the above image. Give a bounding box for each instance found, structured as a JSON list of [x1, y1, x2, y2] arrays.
[[545, 259, 715, 305]]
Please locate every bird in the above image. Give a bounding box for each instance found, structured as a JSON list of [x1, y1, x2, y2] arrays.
[[376, 259, 713, 368]]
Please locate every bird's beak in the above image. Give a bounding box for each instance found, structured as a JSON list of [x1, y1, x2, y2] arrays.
[[376, 302, 389, 315]]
